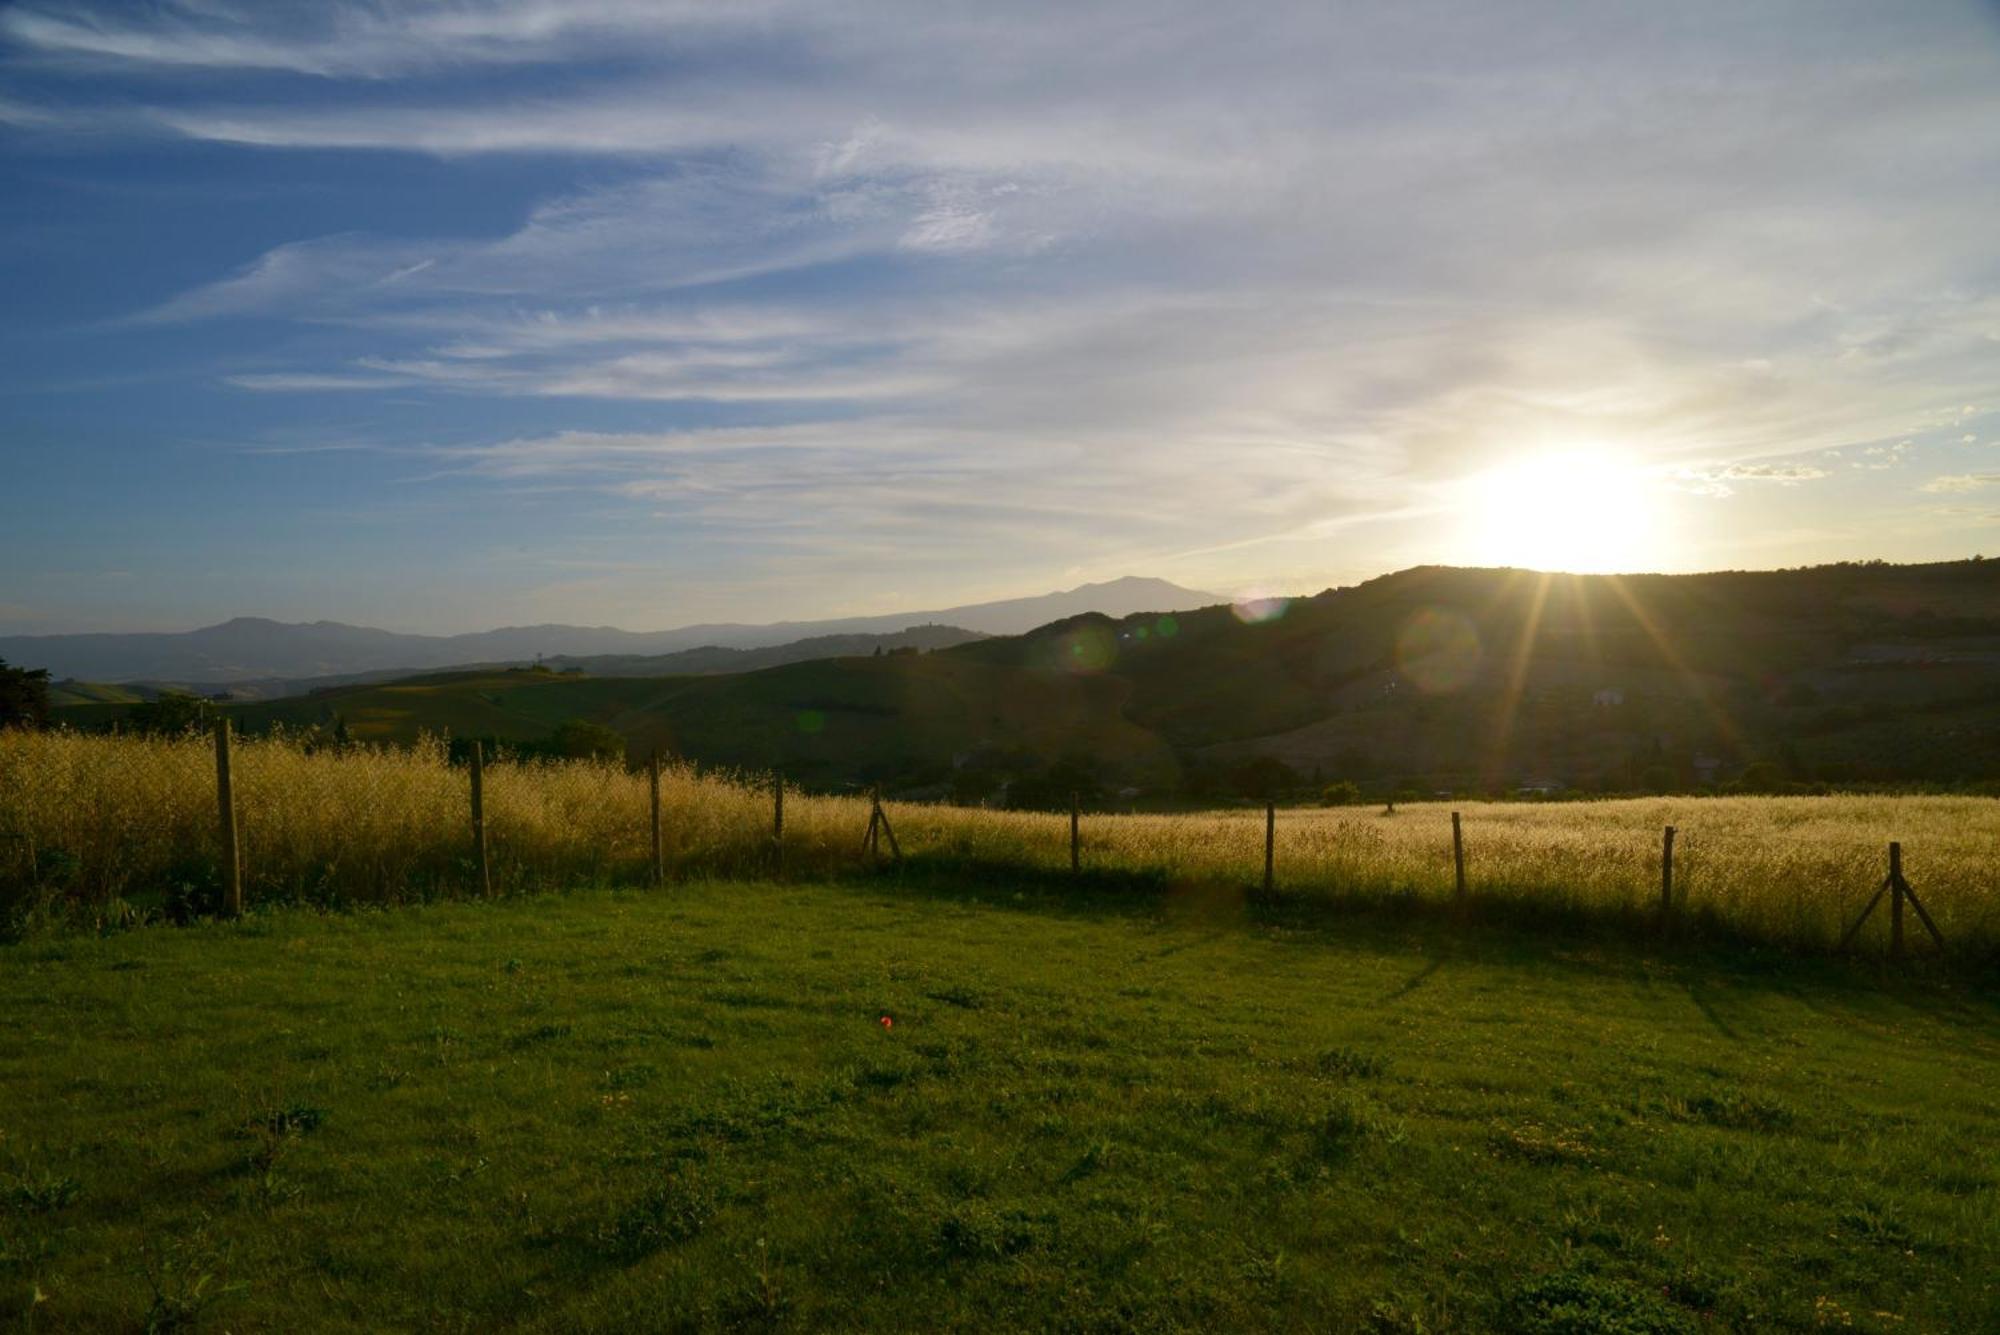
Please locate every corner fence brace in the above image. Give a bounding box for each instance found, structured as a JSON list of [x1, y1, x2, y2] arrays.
[[1837, 841, 1946, 957], [863, 790, 902, 864]]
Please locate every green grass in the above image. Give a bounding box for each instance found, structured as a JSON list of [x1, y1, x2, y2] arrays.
[[1, 881, 1995, 1331]]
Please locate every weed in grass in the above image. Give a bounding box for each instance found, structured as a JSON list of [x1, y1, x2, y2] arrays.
[[1671, 1089, 1794, 1131], [596, 1169, 718, 1264], [1506, 1264, 1698, 1334], [934, 1202, 1043, 1261], [139, 1222, 245, 1334], [4, 1174, 81, 1215], [1057, 1138, 1111, 1184], [727, 1237, 792, 1329], [1314, 1045, 1386, 1079], [366, 1061, 408, 1091], [258, 1104, 327, 1136]]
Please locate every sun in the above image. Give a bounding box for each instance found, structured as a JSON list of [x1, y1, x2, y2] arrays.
[[1459, 449, 1665, 574]]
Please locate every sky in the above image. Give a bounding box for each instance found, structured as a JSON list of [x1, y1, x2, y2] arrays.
[[2, 1, 1998, 635]]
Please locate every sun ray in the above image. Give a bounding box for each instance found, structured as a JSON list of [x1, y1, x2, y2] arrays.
[[1600, 573, 1744, 755], [1480, 568, 1553, 789]]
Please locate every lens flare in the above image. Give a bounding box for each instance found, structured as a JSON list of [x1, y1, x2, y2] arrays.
[[1395, 607, 1483, 694], [1055, 624, 1117, 673], [1231, 595, 1290, 625]]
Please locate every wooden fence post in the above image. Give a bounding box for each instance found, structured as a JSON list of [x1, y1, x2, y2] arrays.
[[1071, 792, 1081, 875], [1889, 841, 1904, 960], [1661, 825, 1676, 915], [773, 770, 784, 875], [469, 741, 491, 898], [1263, 800, 1276, 895], [1837, 839, 1945, 957], [648, 750, 663, 888], [213, 718, 241, 917], [1451, 811, 1466, 902]]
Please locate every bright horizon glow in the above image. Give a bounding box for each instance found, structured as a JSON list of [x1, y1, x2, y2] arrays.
[[1461, 451, 1666, 575]]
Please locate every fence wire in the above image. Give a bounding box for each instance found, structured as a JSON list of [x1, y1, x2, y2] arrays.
[[2, 726, 1994, 955]]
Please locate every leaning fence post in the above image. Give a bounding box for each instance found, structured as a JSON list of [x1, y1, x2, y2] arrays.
[[213, 718, 241, 917], [1661, 825, 1676, 915], [1070, 792, 1081, 875], [469, 741, 492, 898], [1451, 811, 1466, 902], [873, 790, 902, 864], [1263, 800, 1276, 895], [648, 750, 664, 888], [1896, 841, 1946, 954]]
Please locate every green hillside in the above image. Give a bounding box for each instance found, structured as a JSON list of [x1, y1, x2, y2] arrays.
[[57, 559, 2000, 796], [217, 656, 1177, 793], [45, 681, 146, 709]]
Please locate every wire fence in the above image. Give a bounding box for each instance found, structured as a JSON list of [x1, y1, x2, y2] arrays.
[[1, 726, 1994, 958]]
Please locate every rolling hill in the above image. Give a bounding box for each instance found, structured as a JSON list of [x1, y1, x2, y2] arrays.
[[56, 559, 2000, 795]]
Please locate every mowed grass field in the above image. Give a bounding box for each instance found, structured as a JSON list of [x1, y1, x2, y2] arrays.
[[1, 881, 1995, 1332]]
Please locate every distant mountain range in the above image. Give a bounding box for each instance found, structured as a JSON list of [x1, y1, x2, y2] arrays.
[[44, 624, 992, 705], [4, 577, 1212, 685]]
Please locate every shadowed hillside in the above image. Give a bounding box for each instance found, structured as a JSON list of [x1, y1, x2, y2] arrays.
[[61, 559, 2000, 796]]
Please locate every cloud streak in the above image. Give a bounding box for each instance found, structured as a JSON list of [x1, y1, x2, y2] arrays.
[[5, 0, 1999, 628]]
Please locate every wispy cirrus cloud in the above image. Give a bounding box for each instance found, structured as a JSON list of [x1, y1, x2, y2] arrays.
[[5, 0, 2000, 630], [0, 1, 783, 77]]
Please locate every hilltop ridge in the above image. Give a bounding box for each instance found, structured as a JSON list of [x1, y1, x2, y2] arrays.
[[59, 558, 1998, 797]]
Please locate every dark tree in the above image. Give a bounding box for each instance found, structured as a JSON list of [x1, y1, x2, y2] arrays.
[[124, 691, 216, 735], [1006, 753, 1106, 811], [0, 659, 52, 730], [551, 718, 627, 762], [1229, 755, 1299, 801]]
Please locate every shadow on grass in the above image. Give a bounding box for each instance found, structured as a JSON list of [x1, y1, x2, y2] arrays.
[[827, 853, 2000, 1017]]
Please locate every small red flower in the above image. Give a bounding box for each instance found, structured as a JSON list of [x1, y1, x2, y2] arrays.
[[879, 1014, 894, 1029]]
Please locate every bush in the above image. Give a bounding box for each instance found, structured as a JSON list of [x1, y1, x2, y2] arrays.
[[1319, 780, 1362, 807]]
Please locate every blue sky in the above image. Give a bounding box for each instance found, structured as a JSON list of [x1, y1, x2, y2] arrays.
[[3, 1, 1998, 634]]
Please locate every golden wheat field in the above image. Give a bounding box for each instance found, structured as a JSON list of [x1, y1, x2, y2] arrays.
[[2, 729, 1995, 954]]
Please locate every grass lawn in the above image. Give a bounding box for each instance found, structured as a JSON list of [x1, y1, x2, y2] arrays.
[[0, 880, 1994, 1332]]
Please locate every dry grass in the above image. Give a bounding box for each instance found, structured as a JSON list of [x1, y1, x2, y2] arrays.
[[2, 730, 1995, 954]]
